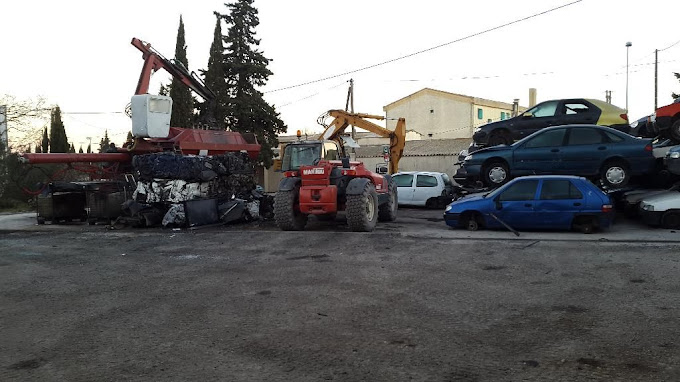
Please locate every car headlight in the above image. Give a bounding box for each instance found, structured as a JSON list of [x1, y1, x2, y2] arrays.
[[473, 127, 482, 133], [464, 155, 473, 161], [630, 120, 639, 128], [669, 151, 680, 159], [641, 204, 654, 211], [445, 205, 453, 212]]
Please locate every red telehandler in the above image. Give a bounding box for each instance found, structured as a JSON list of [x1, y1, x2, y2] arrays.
[[274, 110, 406, 232]]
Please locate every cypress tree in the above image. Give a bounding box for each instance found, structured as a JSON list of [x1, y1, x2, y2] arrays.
[[41, 127, 49, 153], [35, 143, 42, 153], [169, 16, 195, 128], [69, 143, 76, 153], [217, 0, 287, 167], [86, 143, 91, 153], [49, 106, 69, 153], [78, 145, 84, 153], [99, 130, 110, 153], [201, 16, 229, 130]]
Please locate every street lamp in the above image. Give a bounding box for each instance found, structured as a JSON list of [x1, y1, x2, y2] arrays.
[[625, 41, 632, 112]]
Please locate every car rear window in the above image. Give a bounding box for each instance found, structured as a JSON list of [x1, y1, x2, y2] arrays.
[[604, 131, 624, 143], [567, 128, 605, 145], [539, 180, 584, 200], [416, 175, 438, 187], [393, 174, 414, 187]]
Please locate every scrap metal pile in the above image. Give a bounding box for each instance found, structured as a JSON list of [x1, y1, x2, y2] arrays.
[[116, 152, 273, 228]]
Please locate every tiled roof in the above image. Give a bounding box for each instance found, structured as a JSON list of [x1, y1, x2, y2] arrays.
[[355, 138, 472, 158]]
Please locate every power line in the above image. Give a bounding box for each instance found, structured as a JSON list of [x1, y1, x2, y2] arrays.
[[264, 0, 583, 94]]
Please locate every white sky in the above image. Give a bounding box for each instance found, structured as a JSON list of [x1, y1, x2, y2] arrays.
[[1, 0, 679, 151]]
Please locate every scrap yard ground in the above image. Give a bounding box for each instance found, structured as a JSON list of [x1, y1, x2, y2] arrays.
[[1, 209, 679, 381]]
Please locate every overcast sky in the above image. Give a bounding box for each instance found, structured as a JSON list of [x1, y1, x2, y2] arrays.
[[1, 0, 679, 150]]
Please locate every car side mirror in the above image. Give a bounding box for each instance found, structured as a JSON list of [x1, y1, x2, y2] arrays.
[[495, 200, 503, 210]]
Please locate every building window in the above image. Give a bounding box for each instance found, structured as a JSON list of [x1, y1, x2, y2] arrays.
[[477, 108, 483, 120], [501, 112, 506, 120]]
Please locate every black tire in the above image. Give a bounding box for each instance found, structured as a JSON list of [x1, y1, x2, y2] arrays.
[[600, 160, 630, 188], [488, 131, 511, 146], [661, 210, 680, 229], [378, 178, 397, 222], [573, 216, 596, 234], [483, 160, 510, 187], [425, 198, 437, 209], [346, 180, 379, 232], [669, 120, 680, 142], [37, 217, 45, 225], [462, 212, 480, 231], [316, 213, 337, 222], [274, 189, 307, 231]]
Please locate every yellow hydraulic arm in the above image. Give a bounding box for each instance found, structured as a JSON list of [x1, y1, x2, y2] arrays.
[[317, 110, 406, 174]]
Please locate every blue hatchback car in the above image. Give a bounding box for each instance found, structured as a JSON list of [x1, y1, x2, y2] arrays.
[[444, 175, 614, 233]]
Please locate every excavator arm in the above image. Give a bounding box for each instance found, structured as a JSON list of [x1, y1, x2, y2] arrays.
[[317, 110, 406, 174]]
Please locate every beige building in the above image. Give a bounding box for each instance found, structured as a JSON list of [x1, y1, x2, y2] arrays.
[[383, 88, 525, 140]]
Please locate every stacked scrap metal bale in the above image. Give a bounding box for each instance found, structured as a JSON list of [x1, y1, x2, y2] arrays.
[[118, 152, 272, 228]]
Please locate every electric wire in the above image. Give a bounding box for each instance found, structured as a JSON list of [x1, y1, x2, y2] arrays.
[[264, 0, 584, 94]]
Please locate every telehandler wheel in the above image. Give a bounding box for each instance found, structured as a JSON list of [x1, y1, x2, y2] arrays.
[[378, 178, 398, 222], [346, 180, 379, 232], [274, 189, 307, 231]]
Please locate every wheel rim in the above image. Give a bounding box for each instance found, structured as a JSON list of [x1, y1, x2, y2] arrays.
[[467, 219, 478, 231], [365, 193, 375, 220], [605, 166, 625, 185], [488, 167, 507, 183]]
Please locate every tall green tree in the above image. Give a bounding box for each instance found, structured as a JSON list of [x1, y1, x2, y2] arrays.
[[169, 16, 195, 128], [49, 106, 69, 153], [41, 127, 49, 153], [217, 0, 287, 167], [201, 16, 229, 130], [69, 143, 76, 153]]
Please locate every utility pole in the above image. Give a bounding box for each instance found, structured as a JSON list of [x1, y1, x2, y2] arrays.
[[654, 49, 658, 110], [345, 78, 355, 139], [605, 91, 612, 104]]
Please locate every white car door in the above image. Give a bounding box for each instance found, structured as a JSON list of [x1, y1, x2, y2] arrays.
[[413, 174, 441, 206], [392, 174, 415, 205]]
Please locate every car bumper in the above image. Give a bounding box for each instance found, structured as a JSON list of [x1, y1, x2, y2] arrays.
[[640, 209, 663, 226], [453, 164, 483, 186], [443, 212, 460, 227], [667, 157, 680, 176]]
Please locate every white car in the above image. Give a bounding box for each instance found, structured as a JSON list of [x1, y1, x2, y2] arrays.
[[639, 190, 680, 229], [391, 171, 454, 208]]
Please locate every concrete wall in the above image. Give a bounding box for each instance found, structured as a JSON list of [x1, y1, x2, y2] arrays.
[[360, 155, 459, 179]]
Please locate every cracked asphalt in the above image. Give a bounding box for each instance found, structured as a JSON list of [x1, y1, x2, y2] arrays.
[[1, 209, 679, 381]]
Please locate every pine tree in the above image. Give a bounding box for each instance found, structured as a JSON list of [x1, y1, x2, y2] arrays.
[[201, 16, 230, 130], [69, 143, 76, 153], [78, 145, 84, 153], [169, 16, 195, 128], [35, 143, 42, 153], [86, 143, 91, 153], [49, 106, 69, 153], [99, 130, 110, 153], [41, 127, 49, 153], [217, 0, 287, 167]]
